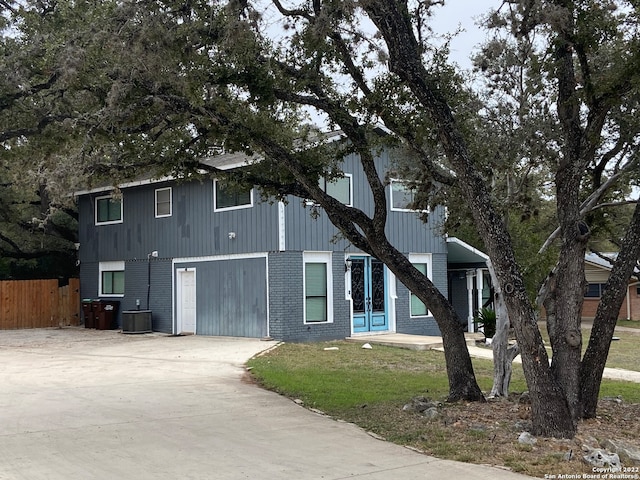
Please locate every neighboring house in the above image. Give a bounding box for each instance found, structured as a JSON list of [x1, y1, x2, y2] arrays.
[[582, 252, 640, 321], [75, 146, 489, 341]]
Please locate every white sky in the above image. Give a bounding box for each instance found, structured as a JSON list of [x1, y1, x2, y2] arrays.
[[431, 0, 503, 69]]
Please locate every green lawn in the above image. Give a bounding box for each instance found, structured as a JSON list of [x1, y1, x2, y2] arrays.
[[538, 326, 640, 372], [247, 340, 640, 412], [247, 340, 640, 478]]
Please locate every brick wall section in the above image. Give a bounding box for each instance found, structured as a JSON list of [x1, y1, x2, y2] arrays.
[[540, 284, 640, 321], [268, 251, 351, 342], [629, 287, 640, 320], [395, 252, 446, 336], [80, 259, 173, 332], [581, 286, 640, 321]]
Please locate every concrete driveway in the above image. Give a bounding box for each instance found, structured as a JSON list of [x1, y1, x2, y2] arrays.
[[0, 328, 533, 480]]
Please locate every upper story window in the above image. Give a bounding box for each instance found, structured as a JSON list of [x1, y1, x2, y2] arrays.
[[95, 195, 123, 225], [155, 187, 172, 218], [390, 180, 424, 212], [319, 173, 352, 206], [214, 180, 253, 212]]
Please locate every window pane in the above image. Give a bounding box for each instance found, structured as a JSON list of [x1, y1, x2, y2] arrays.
[[112, 271, 125, 294], [392, 182, 414, 210], [305, 262, 327, 322], [325, 176, 350, 204], [156, 189, 171, 216], [102, 271, 113, 294], [157, 201, 171, 216], [97, 198, 109, 222], [102, 270, 125, 295], [411, 294, 428, 316], [410, 262, 428, 316], [97, 198, 121, 222], [585, 283, 601, 298], [216, 182, 251, 209], [306, 297, 327, 322], [305, 263, 327, 296]]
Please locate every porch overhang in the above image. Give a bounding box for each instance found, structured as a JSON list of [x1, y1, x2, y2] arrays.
[[446, 237, 489, 267]]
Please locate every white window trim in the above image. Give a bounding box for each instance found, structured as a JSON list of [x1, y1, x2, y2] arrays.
[[303, 251, 333, 324], [155, 187, 172, 218], [94, 194, 123, 225], [213, 179, 254, 212], [306, 174, 354, 208], [322, 173, 353, 207], [408, 253, 432, 318], [98, 261, 125, 297], [389, 179, 428, 213]]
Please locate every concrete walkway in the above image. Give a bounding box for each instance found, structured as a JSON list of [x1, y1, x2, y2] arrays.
[[0, 328, 534, 480], [348, 328, 640, 383]]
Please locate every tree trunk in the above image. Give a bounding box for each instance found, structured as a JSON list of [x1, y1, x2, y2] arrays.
[[366, 235, 486, 402], [252, 130, 486, 403], [581, 200, 640, 418], [360, 0, 576, 438], [488, 261, 519, 398]]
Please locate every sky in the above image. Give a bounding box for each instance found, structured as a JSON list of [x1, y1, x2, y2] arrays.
[[431, 0, 503, 69]]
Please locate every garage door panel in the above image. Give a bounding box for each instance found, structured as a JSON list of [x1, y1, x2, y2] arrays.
[[196, 258, 268, 338]]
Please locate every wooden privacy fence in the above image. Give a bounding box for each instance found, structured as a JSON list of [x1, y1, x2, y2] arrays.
[[0, 278, 80, 330]]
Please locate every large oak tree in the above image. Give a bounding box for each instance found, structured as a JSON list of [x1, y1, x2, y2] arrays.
[[3, 0, 640, 438]]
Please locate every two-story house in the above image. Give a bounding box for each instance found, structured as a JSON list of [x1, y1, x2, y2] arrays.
[[75, 147, 490, 341]]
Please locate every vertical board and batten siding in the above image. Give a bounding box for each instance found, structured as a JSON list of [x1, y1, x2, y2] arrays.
[[0, 279, 80, 329], [174, 257, 268, 338], [283, 150, 447, 255], [78, 180, 280, 263]]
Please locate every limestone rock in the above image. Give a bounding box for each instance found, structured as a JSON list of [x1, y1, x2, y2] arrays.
[[601, 439, 640, 466], [518, 431, 537, 446], [402, 396, 441, 413], [423, 407, 440, 420], [582, 446, 621, 470]]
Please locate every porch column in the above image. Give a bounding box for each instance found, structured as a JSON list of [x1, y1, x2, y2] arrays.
[[466, 270, 475, 333], [476, 268, 484, 314]]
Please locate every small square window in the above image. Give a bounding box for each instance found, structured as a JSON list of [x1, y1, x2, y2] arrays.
[[99, 261, 125, 297], [390, 180, 418, 211], [585, 283, 603, 298], [95, 196, 122, 224], [320, 174, 352, 206], [155, 187, 172, 217], [102, 271, 125, 295]]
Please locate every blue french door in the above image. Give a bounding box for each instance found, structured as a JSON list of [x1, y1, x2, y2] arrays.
[[351, 257, 388, 333]]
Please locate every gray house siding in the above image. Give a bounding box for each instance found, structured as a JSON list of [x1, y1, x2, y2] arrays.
[[78, 180, 280, 263], [282, 150, 446, 256], [79, 259, 173, 332], [173, 256, 268, 337], [77, 145, 456, 340]]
